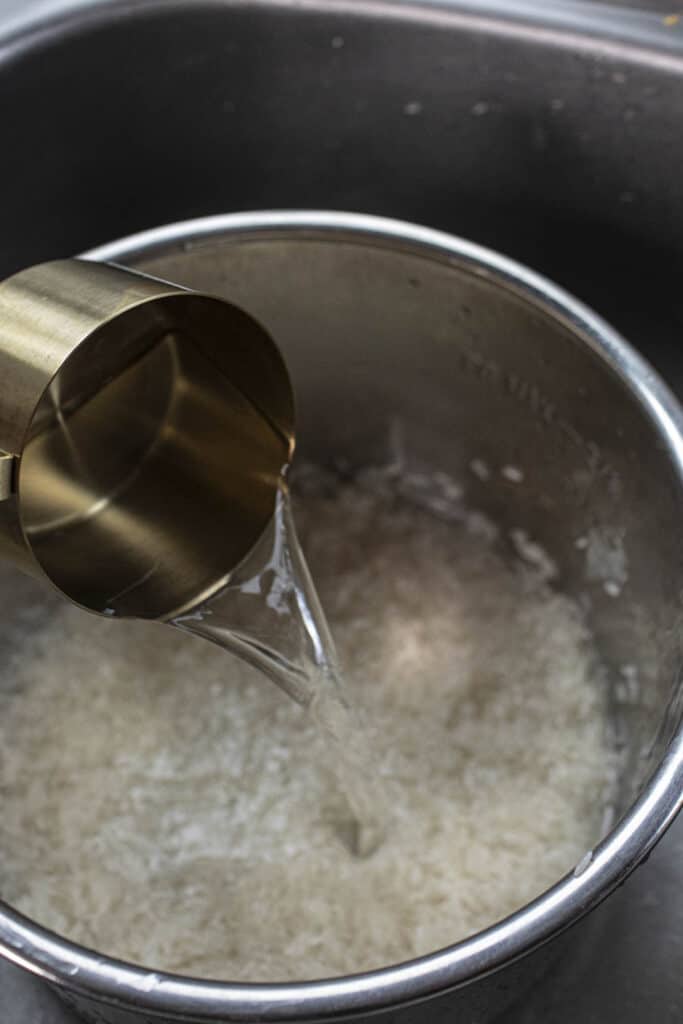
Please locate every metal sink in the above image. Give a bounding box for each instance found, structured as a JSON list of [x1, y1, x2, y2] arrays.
[[0, 0, 681, 1020]]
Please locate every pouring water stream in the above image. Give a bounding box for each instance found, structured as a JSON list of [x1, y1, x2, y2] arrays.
[[172, 474, 387, 857]]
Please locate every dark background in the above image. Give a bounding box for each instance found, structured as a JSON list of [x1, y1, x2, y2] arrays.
[[1, 0, 682, 1019]]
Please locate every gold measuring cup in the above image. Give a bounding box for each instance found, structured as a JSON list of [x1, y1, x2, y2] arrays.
[[0, 259, 294, 620]]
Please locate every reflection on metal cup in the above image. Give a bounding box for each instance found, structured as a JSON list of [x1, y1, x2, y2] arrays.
[[0, 259, 294, 620]]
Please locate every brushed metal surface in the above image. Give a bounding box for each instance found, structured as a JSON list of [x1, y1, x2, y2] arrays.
[[1, 0, 682, 1021], [2, 0, 683, 391]]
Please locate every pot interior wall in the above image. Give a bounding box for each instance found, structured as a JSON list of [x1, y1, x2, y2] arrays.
[[129, 231, 683, 815]]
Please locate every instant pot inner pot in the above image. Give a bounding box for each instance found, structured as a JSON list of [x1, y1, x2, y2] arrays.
[[125, 228, 683, 811]]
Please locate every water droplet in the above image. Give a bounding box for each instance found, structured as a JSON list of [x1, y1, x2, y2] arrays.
[[573, 849, 593, 877], [550, 98, 565, 112], [140, 971, 161, 992], [600, 804, 616, 835], [470, 458, 491, 482], [510, 529, 558, 581], [501, 465, 524, 483], [403, 100, 422, 116], [603, 580, 621, 598], [471, 101, 489, 116], [331, 35, 344, 49], [616, 664, 640, 704], [620, 190, 635, 204]]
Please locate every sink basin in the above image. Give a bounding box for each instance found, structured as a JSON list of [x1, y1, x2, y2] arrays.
[[1, 2, 682, 1022], [2, 0, 683, 390]]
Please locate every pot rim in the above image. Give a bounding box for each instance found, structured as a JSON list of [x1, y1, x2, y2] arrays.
[[1, 209, 682, 1021]]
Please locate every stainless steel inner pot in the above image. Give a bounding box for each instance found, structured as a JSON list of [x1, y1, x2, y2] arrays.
[[1, 211, 682, 1024]]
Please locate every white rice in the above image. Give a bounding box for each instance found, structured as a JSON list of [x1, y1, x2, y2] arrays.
[[0, 473, 619, 980]]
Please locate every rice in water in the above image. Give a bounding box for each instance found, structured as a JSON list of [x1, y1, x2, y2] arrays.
[[0, 468, 619, 980]]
